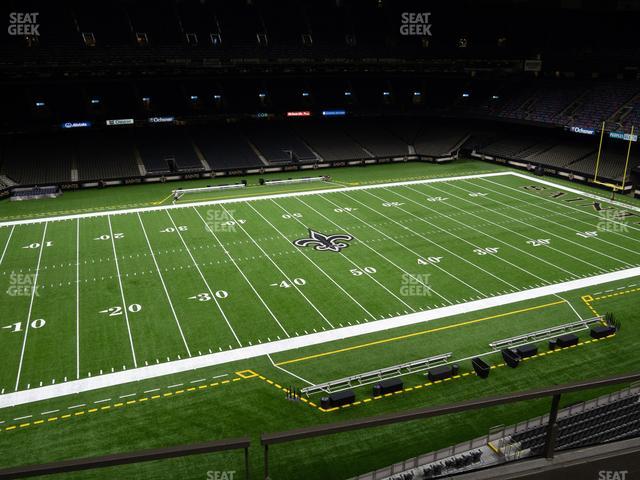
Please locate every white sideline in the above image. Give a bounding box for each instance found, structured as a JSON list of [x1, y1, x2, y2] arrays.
[[1, 266, 640, 408], [1, 170, 640, 408], [0, 172, 510, 227], [510, 172, 640, 214]]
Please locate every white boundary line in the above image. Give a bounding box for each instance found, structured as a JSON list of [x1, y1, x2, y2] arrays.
[[1, 171, 640, 407], [0, 172, 511, 227], [2, 266, 639, 408]]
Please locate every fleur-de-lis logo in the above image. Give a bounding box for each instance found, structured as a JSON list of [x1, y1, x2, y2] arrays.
[[294, 229, 354, 253]]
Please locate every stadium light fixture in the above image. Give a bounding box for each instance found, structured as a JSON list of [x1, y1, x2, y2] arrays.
[[35, 101, 45, 107], [492, 95, 499, 99], [213, 94, 221, 100], [190, 95, 199, 101], [462, 92, 471, 98], [258, 92, 267, 98], [344, 91, 352, 96], [383, 91, 390, 96], [302, 92, 310, 97], [413, 91, 421, 96], [91, 98, 100, 104]]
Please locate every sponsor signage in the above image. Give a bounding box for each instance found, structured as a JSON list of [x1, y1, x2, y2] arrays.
[[322, 110, 346, 116], [609, 131, 638, 142], [106, 118, 134, 126], [286, 111, 311, 117], [148, 116, 175, 123], [61, 121, 91, 129], [569, 126, 595, 136]]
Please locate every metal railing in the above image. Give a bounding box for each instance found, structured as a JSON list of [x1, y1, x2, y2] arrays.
[[0, 437, 251, 479], [262, 371, 640, 479], [301, 352, 452, 395]]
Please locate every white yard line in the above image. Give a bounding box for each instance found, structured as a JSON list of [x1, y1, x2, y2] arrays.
[[14, 223, 48, 391], [2, 265, 639, 408], [335, 190, 507, 295], [107, 215, 138, 368], [191, 206, 291, 338], [0, 172, 512, 227], [165, 210, 243, 347], [137, 212, 192, 357], [256, 199, 377, 320], [455, 179, 635, 267], [402, 184, 593, 276], [370, 187, 551, 285], [219, 204, 335, 329], [473, 177, 640, 258], [295, 196, 419, 312], [76, 219, 80, 379], [0, 225, 15, 265], [487, 174, 640, 240]]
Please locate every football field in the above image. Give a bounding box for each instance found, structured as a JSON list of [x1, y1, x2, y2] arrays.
[[1, 170, 640, 405]]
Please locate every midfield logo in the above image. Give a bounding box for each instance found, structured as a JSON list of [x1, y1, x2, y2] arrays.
[[294, 229, 353, 253]]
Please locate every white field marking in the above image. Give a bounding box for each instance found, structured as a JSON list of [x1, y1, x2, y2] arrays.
[[68, 404, 85, 409], [118, 393, 136, 398], [0, 225, 15, 265], [165, 210, 242, 347], [372, 187, 553, 286], [404, 184, 591, 276], [267, 354, 315, 386], [470, 178, 640, 260], [295, 196, 418, 312], [137, 212, 192, 356], [455, 180, 634, 266], [41, 409, 59, 415], [13, 415, 32, 421], [335, 190, 504, 295], [356, 188, 518, 290], [107, 215, 138, 368], [76, 218, 80, 379], [192, 206, 291, 337], [250, 200, 376, 321], [2, 265, 640, 408], [219, 204, 335, 329], [0, 172, 512, 228], [143, 388, 160, 394], [487, 174, 640, 240], [555, 294, 584, 320], [14, 222, 48, 392], [212, 374, 228, 379]]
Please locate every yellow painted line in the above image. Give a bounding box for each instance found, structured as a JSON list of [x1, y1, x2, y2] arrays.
[[276, 300, 565, 366]]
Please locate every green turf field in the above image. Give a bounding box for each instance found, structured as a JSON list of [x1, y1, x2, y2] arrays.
[[1, 160, 639, 479]]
